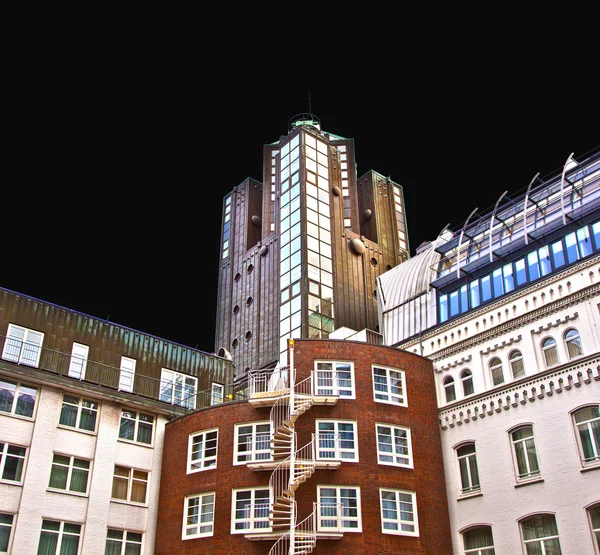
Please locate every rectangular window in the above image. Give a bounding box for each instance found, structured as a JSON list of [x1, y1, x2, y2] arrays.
[[380, 488, 418, 536], [492, 268, 503, 297], [234, 422, 271, 464], [315, 361, 354, 398], [48, 454, 90, 495], [188, 428, 218, 473], [183, 493, 215, 539], [118, 357, 136, 393], [372, 366, 406, 406], [317, 420, 358, 461], [480, 275, 492, 302], [503, 263, 515, 293], [0, 378, 38, 418], [521, 514, 561, 554], [515, 258, 527, 286], [211, 383, 223, 406], [511, 426, 540, 482], [565, 231, 579, 263], [68, 343, 88, 380], [2, 324, 44, 367], [587, 504, 600, 553], [111, 466, 148, 505], [0, 513, 14, 554], [538, 245, 552, 276], [160, 369, 197, 409], [59, 395, 98, 433], [0, 443, 26, 483], [551, 240, 566, 268], [38, 520, 81, 555], [449, 290, 460, 317], [231, 488, 271, 533], [577, 226, 593, 257], [105, 529, 143, 555], [527, 251, 540, 280], [376, 424, 412, 468], [118, 409, 154, 445], [457, 444, 480, 494], [439, 294, 448, 321], [469, 281, 480, 308], [317, 486, 361, 532]]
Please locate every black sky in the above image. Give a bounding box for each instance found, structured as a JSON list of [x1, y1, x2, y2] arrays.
[[4, 87, 598, 354]]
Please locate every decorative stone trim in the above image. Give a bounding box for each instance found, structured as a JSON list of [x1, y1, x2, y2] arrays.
[[436, 355, 472, 373], [480, 335, 522, 356], [439, 356, 600, 431], [531, 312, 578, 334]]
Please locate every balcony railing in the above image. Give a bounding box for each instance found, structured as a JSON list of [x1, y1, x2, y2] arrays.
[[0, 335, 243, 413]]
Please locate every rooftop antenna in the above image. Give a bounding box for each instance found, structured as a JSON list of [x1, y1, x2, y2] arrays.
[[308, 92, 312, 119]]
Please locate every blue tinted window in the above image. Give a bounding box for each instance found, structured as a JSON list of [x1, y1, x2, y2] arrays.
[[577, 226, 593, 257], [503, 263, 515, 293], [539, 245, 551, 276], [552, 241, 565, 268], [439, 294, 448, 322], [515, 259, 527, 286], [460, 285, 468, 313], [492, 268, 503, 297], [592, 221, 600, 248], [450, 291, 460, 317], [527, 251, 540, 281], [481, 275, 492, 302], [565, 232, 578, 263], [470, 281, 480, 308]]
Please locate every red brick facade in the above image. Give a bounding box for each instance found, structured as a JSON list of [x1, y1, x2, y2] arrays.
[[156, 339, 452, 554]]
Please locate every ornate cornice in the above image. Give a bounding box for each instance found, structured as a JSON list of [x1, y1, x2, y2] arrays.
[[437, 355, 472, 373]]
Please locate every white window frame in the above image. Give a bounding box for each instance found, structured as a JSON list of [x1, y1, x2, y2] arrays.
[[461, 525, 496, 554], [372, 365, 406, 406], [509, 350, 525, 379], [316, 420, 358, 462], [317, 485, 362, 532], [375, 423, 413, 468], [0, 442, 26, 484], [233, 422, 272, 465], [106, 529, 143, 554], [541, 337, 559, 367], [160, 368, 197, 409], [188, 428, 218, 473], [456, 442, 481, 495], [0, 513, 15, 554], [58, 394, 98, 433], [572, 404, 600, 468], [0, 378, 38, 419], [211, 382, 224, 405], [48, 454, 91, 495], [587, 503, 600, 555], [379, 488, 419, 536], [519, 513, 562, 554], [489, 357, 504, 386], [38, 520, 82, 555], [231, 487, 271, 534], [2, 323, 44, 367], [315, 361, 355, 398], [111, 466, 148, 505], [118, 357, 136, 392], [68, 342, 89, 380], [509, 424, 541, 482], [564, 328, 583, 359], [461, 369, 474, 396], [443, 376, 456, 403], [118, 409, 154, 446], [183, 492, 215, 539]]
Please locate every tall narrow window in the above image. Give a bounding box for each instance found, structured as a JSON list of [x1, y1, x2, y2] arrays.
[[211, 383, 224, 405], [457, 443, 480, 495], [0, 513, 14, 554], [564, 328, 583, 359], [379, 488, 418, 536], [372, 365, 405, 405], [541, 338, 559, 367], [587, 503, 600, 553], [509, 350, 525, 379], [510, 425, 540, 481], [37, 520, 81, 555], [462, 525, 496, 554], [183, 492, 215, 539], [461, 370, 474, 396], [572, 405, 600, 467], [2, 324, 44, 367], [119, 357, 136, 393], [376, 424, 412, 467], [520, 514, 562, 554], [489, 357, 504, 386], [443, 376, 456, 403], [68, 343, 88, 380], [0, 378, 37, 418], [188, 429, 218, 473]]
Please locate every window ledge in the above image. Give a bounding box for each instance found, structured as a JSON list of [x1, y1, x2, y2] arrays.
[[47, 488, 89, 498], [580, 463, 600, 473], [514, 476, 544, 488], [117, 438, 154, 449], [110, 499, 148, 508], [457, 491, 482, 501], [0, 480, 23, 487], [0, 412, 35, 422], [57, 425, 97, 436]]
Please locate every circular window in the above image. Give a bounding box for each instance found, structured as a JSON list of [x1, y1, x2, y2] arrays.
[[246, 296, 253, 306], [245, 331, 252, 341], [370, 257, 378, 266], [232, 338, 239, 348], [386, 264, 392, 271], [247, 264, 254, 273], [233, 305, 240, 314], [234, 272, 241, 282]]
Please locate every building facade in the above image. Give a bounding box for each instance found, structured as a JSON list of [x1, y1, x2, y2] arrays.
[[155, 338, 452, 554], [0, 287, 234, 554], [214, 114, 410, 374], [377, 148, 600, 553]]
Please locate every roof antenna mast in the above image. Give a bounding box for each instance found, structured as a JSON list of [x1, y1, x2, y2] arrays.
[[308, 92, 312, 119]]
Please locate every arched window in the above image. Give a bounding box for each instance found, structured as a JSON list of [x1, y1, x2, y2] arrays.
[[564, 328, 583, 359], [510, 425, 540, 482], [519, 514, 561, 554], [462, 525, 495, 554], [572, 405, 600, 467], [509, 350, 525, 379], [443, 376, 456, 403], [541, 337, 559, 367], [489, 357, 504, 386], [587, 503, 600, 552], [456, 443, 480, 495], [461, 370, 474, 396]]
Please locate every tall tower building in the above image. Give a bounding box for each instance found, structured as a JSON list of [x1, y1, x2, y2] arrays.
[[215, 114, 410, 374]]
